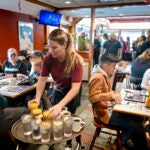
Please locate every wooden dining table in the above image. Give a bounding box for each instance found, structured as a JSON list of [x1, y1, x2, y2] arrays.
[[113, 89, 150, 118], [0, 81, 36, 99]]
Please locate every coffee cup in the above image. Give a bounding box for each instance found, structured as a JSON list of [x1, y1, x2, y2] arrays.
[[72, 117, 85, 132], [60, 110, 71, 119]]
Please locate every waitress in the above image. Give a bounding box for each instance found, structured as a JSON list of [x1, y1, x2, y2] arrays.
[[28, 29, 83, 119]]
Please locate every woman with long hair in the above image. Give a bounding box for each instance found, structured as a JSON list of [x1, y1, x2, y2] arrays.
[[28, 29, 83, 117]]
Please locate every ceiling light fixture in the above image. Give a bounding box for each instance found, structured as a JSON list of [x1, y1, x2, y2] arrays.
[[98, 0, 119, 2], [65, 1, 71, 4], [119, 13, 124, 16], [113, 7, 119, 10]]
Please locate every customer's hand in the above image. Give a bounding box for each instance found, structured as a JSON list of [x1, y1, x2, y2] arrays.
[[17, 73, 28, 81], [112, 92, 122, 104], [49, 104, 63, 119]]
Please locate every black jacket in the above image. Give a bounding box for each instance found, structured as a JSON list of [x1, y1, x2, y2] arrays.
[[3, 60, 28, 77]]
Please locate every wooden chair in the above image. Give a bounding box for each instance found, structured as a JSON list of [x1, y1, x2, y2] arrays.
[[89, 118, 122, 150], [112, 71, 128, 91]]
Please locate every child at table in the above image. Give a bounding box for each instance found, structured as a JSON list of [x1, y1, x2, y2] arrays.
[[17, 61, 49, 107], [30, 61, 51, 109], [17, 61, 42, 81], [29, 61, 42, 79]]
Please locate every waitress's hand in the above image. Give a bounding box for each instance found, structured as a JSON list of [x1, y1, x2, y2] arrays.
[[48, 104, 63, 119], [28, 98, 40, 109], [112, 92, 122, 104]]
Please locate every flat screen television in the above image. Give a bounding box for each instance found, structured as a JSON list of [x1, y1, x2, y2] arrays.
[[39, 10, 62, 26]]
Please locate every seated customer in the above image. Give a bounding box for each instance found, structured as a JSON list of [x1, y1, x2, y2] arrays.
[[29, 61, 42, 79], [141, 68, 150, 90], [28, 50, 43, 73], [2, 48, 28, 78], [89, 54, 148, 150], [18, 50, 31, 75], [17, 61, 50, 109], [17, 61, 42, 81], [130, 48, 150, 89]]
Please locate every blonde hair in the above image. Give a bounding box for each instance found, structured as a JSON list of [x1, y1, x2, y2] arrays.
[[48, 29, 83, 74], [139, 48, 150, 59]]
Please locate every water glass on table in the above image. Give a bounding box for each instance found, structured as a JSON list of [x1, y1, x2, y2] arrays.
[[53, 119, 63, 141], [40, 121, 51, 143], [21, 114, 32, 136], [31, 118, 41, 140], [61, 110, 72, 137], [63, 115, 73, 137]]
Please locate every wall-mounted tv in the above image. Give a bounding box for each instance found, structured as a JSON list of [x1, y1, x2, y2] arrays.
[[39, 10, 62, 26]]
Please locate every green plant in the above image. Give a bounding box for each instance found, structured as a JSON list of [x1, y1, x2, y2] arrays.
[[72, 34, 90, 51]]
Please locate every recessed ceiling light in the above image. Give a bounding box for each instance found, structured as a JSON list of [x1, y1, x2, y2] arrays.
[[113, 7, 118, 10], [65, 1, 71, 4], [119, 14, 124, 16]]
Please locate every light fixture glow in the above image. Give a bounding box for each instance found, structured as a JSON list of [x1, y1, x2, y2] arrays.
[[65, 1, 71, 4], [119, 14, 124, 16], [98, 0, 119, 2], [113, 7, 119, 10]]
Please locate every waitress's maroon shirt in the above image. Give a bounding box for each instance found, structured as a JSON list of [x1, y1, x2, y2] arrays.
[[41, 53, 83, 91]]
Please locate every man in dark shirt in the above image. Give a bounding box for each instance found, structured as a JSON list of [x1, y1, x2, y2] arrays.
[[100, 32, 122, 60], [139, 30, 150, 55]]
